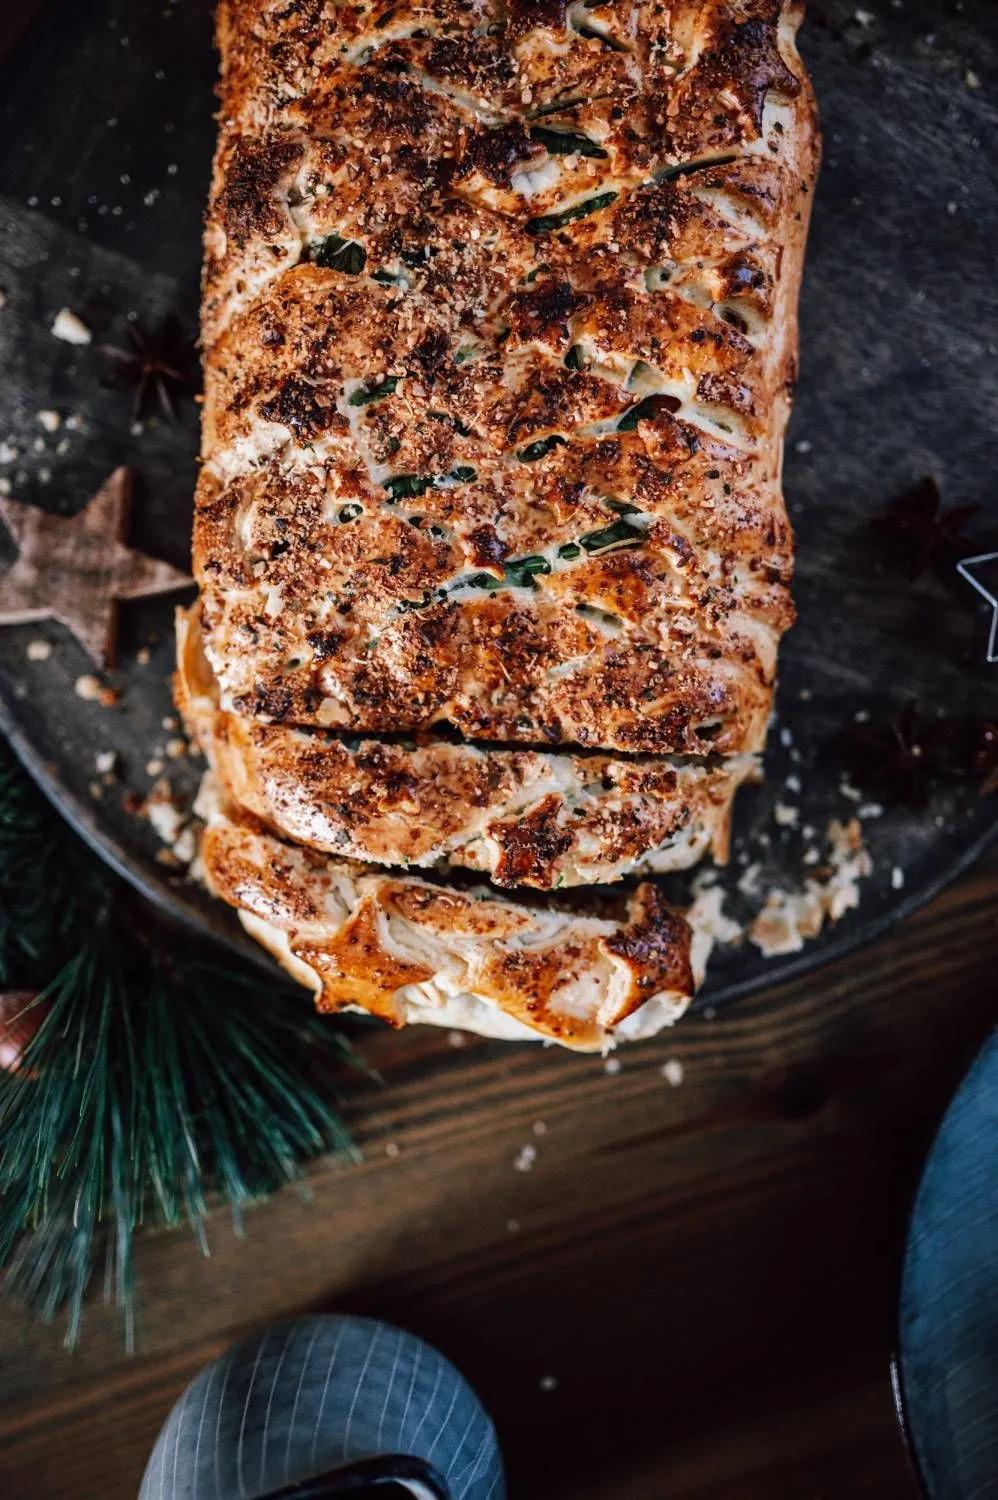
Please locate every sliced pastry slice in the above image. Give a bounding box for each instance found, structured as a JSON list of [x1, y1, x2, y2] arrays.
[[200, 799, 700, 1051], [178, 605, 757, 890]]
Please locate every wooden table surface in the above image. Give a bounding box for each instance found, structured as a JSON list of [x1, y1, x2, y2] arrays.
[[0, 846, 995, 1499]]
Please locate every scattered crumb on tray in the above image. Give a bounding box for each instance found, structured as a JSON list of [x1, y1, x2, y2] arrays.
[[26, 639, 52, 661], [748, 818, 873, 957], [513, 1143, 537, 1173], [688, 885, 743, 948], [774, 801, 800, 829], [51, 307, 92, 345], [72, 675, 120, 707], [144, 778, 185, 846], [661, 1059, 684, 1087], [141, 777, 200, 871]]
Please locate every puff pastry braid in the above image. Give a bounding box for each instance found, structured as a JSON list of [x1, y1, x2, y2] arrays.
[[182, 0, 818, 1048]]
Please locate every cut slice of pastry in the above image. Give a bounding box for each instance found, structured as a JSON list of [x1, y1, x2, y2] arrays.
[[178, 604, 757, 889], [200, 800, 699, 1051]]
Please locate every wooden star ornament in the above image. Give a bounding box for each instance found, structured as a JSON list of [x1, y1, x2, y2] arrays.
[[0, 467, 192, 668]]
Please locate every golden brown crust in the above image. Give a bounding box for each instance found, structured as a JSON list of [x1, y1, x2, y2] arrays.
[[196, 0, 818, 755], [178, 603, 753, 888], [201, 805, 696, 1049]]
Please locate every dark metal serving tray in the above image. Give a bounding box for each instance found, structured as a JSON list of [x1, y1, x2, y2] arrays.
[[0, 0, 995, 1001]]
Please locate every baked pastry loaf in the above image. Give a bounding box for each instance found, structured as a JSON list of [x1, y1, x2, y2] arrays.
[[184, 0, 818, 1045]]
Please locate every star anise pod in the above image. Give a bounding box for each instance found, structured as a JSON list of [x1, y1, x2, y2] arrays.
[[871, 475, 980, 579], [99, 316, 195, 421], [838, 701, 946, 805], [968, 720, 998, 797]]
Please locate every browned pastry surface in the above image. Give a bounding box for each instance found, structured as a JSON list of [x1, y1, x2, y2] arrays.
[[182, 0, 818, 1044], [178, 604, 756, 889], [200, 803, 697, 1050], [196, 0, 817, 755]]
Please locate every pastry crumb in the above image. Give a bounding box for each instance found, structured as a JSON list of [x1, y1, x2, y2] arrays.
[[144, 778, 186, 846], [513, 1143, 537, 1173], [51, 307, 92, 345], [74, 673, 102, 701], [749, 818, 872, 957], [661, 1058, 684, 1087], [26, 639, 53, 661]]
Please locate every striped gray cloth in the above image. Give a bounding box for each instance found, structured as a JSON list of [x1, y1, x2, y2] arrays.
[[139, 1315, 504, 1500]]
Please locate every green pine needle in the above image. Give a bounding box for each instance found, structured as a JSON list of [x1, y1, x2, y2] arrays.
[[0, 737, 362, 1348]]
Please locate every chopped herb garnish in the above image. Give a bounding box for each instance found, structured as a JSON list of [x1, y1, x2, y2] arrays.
[[405, 465, 477, 491], [616, 393, 682, 431], [384, 474, 431, 502], [530, 127, 607, 159], [580, 519, 645, 553], [400, 244, 430, 268], [349, 377, 399, 406], [558, 542, 581, 560], [604, 498, 641, 515], [654, 153, 738, 185], [397, 590, 435, 613], [372, 268, 407, 286], [517, 434, 567, 462], [529, 96, 586, 120], [311, 235, 366, 274], [466, 554, 552, 591], [338, 503, 363, 522], [564, 345, 584, 370], [525, 192, 618, 236], [504, 555, 552, 589]]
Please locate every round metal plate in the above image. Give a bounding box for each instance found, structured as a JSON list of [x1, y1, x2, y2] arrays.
[[0, 0, 995, 1001]]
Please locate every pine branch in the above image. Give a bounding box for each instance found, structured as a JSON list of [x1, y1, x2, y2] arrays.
[[0, 737, 362, 1347]]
